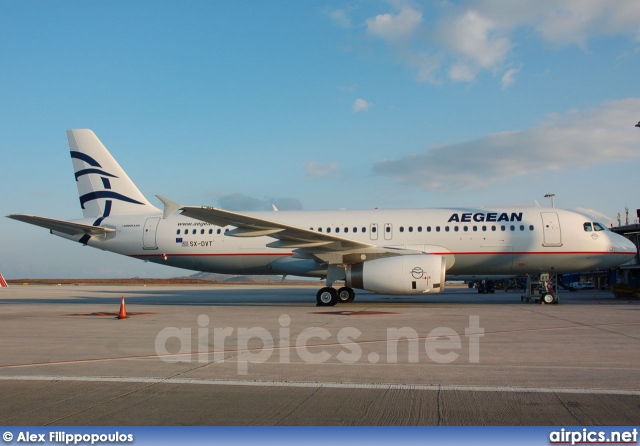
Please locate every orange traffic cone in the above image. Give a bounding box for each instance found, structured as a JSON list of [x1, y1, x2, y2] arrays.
[[117, 296, 127, 319]]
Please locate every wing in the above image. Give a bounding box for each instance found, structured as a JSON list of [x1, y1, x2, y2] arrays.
[[157, 196, 424, 264], [7, 214, 115, 237], [158, 196, 373, 251]]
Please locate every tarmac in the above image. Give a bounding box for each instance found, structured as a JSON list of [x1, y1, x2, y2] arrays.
[[0, 284, 638, 426]]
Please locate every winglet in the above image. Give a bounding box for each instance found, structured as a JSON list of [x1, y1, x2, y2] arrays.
[[156, 195, 183, 219]]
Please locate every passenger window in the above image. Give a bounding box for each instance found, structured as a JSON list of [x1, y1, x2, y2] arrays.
[[491, 225, 496, 231], [344, 227, 348, 233], [418, 226, 422, 232], [209, 229, 213, 234], [362, 227, 366, 233], [386, 226, 391, 233], [454, 226, 459, 232], [519, 225, 524, 231], [192, 229, 196, 235], [327, 228, 331, 233], [335, 228, 340, 233], [500, 225, 506, 231], [529, 225, 534, 231], [201, 229, 205, 234], [584, 222, 593, 232], [436, 226, 440, 232], [408, 226, 413, 232], [353, 227, 358, 233], [482, 226, 487, 231], [399, 227, 404, 233], [510, 225, 515, 231], [473, 226, 477, 231], [176, 229, 181, 235], [463, 226, 468, 232], [427, 226, 431, 232], [445, 226, 450, 232], [217, 229, 221, 234], [372, 227, 377, 233], [319, 228, 322, 232]]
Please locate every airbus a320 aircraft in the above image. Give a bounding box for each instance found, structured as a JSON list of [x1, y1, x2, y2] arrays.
[[8, 130, 637, 306]]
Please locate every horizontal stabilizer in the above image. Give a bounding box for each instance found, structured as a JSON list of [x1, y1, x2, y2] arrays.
[[156, 195, 184, 219], [6, 214, 115, 237]]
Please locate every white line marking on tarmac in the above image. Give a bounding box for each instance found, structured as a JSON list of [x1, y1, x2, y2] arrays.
[[0, 375, 638, 396]]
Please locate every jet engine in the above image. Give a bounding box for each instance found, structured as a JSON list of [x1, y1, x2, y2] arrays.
[[345, 254, 446, 295]]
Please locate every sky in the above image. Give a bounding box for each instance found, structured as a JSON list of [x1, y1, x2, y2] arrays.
[[1, 0, 639, 278]]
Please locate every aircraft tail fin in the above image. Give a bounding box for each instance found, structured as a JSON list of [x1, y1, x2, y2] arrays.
[[67, 129, 160, 219], [0, 274, 8, 288]]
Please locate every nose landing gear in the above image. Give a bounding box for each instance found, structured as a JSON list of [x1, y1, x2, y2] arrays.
[[521, 273, 558, 304]]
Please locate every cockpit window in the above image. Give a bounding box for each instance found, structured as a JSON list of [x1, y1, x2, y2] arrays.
[[593, 222, 606, 231], [583, 222, 593, 232]]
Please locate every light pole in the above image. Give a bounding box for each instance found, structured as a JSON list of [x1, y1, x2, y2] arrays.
[[544, 194, 555, 208]]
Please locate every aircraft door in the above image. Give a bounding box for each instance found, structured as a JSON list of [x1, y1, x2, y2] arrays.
[[143, 217, 161, 250], [370, 223, 378, 240], [384, 223, 393, 240], [541, 212, 562, 247]]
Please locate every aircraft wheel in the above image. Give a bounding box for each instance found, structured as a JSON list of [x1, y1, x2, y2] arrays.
[[542, 293, 557, 305], [316, 287, 338, 306], [337, 287, 355, 303]]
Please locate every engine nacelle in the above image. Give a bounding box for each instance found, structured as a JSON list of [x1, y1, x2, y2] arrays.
[[345, 254, 446, 295]]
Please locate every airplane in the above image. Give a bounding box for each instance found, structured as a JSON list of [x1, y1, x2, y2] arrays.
[[7, 130, 637, 306]]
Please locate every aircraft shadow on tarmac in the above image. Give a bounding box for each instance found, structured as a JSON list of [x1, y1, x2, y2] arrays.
[[0, 287, 631, 307]]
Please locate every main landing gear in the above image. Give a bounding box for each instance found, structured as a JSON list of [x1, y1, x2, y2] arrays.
[[316, 286, 356, 306]]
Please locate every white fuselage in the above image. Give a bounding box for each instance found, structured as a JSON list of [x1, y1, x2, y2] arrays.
[[56, 207, 636, 278]]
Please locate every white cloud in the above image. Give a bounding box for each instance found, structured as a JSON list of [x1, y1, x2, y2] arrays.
[[329, 9, 352, 28], [358, 1, 640, 84], [467, 0, 640, 46], [410, 52, 442, 84], [501, 67, 520, 89], [304, 161, 339, 177], [438, 10, 510, 70], [353, 98, 372, 113], [373, 98, 640, 191], [575, 207, 616, 227], [531, 1, 640, 46], [269, 198, 303, 211], [449, 62, 478, 83], [218, 193, 263, 211], [366, 7, 423, 41], [217, 193, 302, 211]]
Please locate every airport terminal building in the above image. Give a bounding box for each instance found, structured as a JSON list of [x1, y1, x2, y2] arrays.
[[611, 221, 640, 287]]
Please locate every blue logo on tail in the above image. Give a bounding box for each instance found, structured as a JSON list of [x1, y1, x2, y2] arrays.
[[71, 150, 144, 209]]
